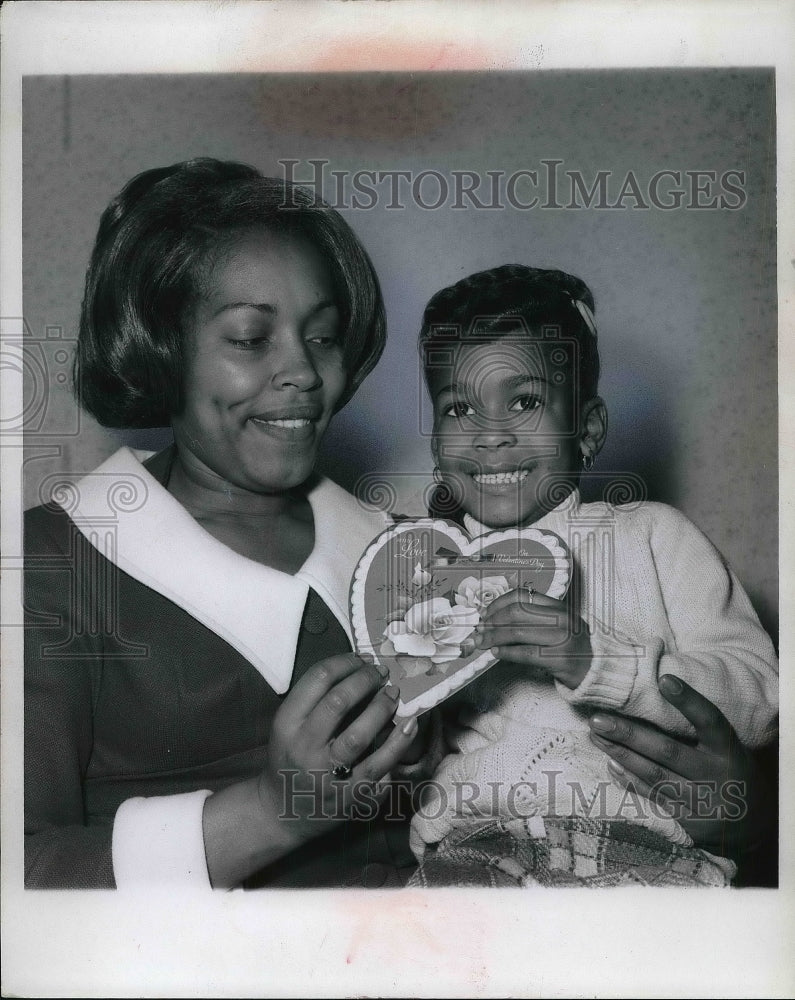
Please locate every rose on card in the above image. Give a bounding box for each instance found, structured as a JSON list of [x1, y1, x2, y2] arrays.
[[350, 518, 572, 718]]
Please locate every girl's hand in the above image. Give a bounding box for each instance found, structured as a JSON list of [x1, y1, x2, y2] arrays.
[[467, 588, 592, 689], [587, 674, 775, 858], [203, 653, 418, 887]]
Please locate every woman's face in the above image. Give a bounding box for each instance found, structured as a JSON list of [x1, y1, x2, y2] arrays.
[[171, 227, 347, 494]]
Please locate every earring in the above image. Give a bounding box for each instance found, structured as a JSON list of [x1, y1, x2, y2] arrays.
[[582, 451, 595, 472], [433, 466, 444, 484]]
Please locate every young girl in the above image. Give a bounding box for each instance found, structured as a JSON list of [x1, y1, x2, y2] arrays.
[[407, 265, 778, 887]]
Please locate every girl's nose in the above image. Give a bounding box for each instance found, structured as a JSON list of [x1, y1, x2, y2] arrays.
[[472, 424, 518, 449], [271, 338, 322, 391]]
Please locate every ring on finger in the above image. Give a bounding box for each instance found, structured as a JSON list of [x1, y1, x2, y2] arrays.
[[524, 584, 535, 604], [330, 760, 353, 779]]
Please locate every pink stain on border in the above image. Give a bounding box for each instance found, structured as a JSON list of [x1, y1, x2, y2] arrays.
[[339, 891, 444, 967], [310, 38, 498, 72]]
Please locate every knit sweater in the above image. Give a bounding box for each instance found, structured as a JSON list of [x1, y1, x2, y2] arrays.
[[410, 492, 778, 855]]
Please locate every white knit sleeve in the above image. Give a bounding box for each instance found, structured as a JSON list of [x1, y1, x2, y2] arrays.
[[112, 790, 213, 888], [559, 505, 778, 748], [555, 626, 661, 710]]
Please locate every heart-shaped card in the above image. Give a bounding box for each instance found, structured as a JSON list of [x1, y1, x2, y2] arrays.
[[350, 518, 571, 718]]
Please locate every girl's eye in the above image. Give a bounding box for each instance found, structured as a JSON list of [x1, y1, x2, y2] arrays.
[[442, 401, 475, 418], [510, 394, 542, 413]]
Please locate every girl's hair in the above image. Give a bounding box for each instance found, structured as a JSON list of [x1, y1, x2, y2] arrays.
[[75, 158, 386, 427], [419, 263, 600, 400], [419, 264, 601, 523]]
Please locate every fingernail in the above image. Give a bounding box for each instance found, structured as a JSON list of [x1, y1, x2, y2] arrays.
[[660, 674, 683, 696], [590, 733, 611, 748], [373, 659, 390, 678], [607, 759, 626, 776], [590, 714, 616, 733], [401, 716, 418, 736], [384, 683, 400, 700], [359, 652, 375, 666], [490, 647, 500, 658]]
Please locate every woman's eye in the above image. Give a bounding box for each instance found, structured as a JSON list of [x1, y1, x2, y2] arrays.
[[229, 336, 268, 350], [510, 395, 542, 412], [442, 401, 475, 418], [306, 334, 340, 349]]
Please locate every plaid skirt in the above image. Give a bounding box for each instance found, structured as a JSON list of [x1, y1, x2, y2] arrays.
[[407, 816, 737, 888]]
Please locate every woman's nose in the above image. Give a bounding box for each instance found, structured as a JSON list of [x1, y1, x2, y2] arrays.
[[271, 338, 322, 391]]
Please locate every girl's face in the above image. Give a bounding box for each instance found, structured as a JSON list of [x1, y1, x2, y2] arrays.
[[430, 336, 585, 528], [171, 227, 347, 494]]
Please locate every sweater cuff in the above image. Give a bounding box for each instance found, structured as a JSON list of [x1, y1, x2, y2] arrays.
[[556, 627, 661, 709], [112, 789, 213, 888]]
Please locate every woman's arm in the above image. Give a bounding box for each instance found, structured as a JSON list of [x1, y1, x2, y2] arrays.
[[24, 509, 417, 889], [24, 513, 115, 887], [27, 617, 416, 889], [202, 653, 418, 888], [588, 675, 777, 878]]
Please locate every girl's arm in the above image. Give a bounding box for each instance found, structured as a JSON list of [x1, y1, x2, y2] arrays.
[[471, 503, 777, 748], [570, 504, 778, 748]]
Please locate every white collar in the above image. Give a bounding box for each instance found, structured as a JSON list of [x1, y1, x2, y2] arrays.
[[463, 489, 581, 538], [63, 447, 387, 694]]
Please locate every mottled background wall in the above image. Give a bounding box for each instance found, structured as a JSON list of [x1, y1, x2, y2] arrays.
[[22, 70, 778, 637]]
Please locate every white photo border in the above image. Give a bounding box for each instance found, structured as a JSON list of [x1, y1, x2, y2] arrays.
[[2, 2, 793, 997]]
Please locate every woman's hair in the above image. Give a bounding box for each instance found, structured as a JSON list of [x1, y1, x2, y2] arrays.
[[418, 263, 600, 401], [75, 158, 386, 427]]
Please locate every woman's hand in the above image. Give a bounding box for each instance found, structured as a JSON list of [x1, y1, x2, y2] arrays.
[[263, 652, 417, 831], [588, 674, 775, 859], [203, 653, 417, 888], [467, 588, 592, 689]]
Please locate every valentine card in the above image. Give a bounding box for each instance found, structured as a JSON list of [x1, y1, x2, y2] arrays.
[[350, 518, 571, 718]]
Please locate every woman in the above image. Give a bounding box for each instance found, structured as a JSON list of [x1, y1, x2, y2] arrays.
[[24, 158, 421, 890], [24, 159, 774, 890]]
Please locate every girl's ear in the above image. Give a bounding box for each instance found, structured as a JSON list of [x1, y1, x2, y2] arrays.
[[579, 397, 608, 461]]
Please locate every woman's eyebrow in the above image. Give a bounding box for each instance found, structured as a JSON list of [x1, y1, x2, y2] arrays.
[[211, 299, 338, 319], [212, 301, 276, 318]]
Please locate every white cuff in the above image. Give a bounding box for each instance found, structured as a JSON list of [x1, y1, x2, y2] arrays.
[[112, 789, 213, 888]]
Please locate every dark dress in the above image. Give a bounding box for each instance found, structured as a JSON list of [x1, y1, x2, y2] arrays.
[[24, 450, 416, 889]]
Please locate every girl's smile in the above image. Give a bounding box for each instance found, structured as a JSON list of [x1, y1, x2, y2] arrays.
[[473, 468, 530, 486], [430, 338, 587, 528]]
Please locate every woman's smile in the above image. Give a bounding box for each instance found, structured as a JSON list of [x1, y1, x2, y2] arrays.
[[170, 227, 347, 497], [247, 404, 324, 441]]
